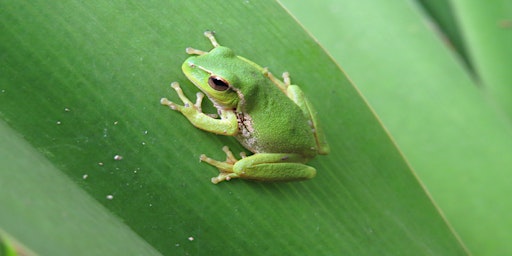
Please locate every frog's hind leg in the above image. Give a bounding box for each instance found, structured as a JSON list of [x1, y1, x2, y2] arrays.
[[234, 152, 316, 181], [200, 146, 316, 184]]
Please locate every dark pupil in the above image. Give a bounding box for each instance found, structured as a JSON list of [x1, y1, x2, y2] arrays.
[[208, 76, 230, 91]]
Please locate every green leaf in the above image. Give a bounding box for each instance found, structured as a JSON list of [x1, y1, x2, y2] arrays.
[[416, 0, 474, 72], [450, 0, 512, 117], [0, 121, 161, 255], [1, 0, 466, 255], [279, 0, 512, 254]]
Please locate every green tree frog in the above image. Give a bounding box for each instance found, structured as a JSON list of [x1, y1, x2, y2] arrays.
[[160, 31, 330, 184]]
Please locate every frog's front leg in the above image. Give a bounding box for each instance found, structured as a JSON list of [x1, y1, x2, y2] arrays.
[[161, 82, 238, 135], [200, 146, 316, 184]]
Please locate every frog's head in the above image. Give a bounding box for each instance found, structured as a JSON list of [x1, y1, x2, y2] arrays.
[[182, 46, 261, 110]]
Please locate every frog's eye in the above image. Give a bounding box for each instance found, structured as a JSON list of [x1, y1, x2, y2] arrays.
[[208, 76, 230, 91]]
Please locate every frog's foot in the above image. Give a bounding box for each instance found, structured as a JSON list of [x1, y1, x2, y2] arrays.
[[204, 30, 220, 47], [160, 82, 204, 113], [184, 31, 220, 56], [263, 68, 291, 94], [200, 146, 242, 184], [186, 47, 208, 56], [282, 71, 291, 86]]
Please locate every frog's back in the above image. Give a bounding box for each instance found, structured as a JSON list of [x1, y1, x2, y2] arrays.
[[234, 82, 318, 158]]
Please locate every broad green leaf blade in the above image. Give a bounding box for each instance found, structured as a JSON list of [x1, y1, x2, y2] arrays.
[[1, 0, 466, 254], [279, 0, 512, 254], [0, 120, 161, 255]]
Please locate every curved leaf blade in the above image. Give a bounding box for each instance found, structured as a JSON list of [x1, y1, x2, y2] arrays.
[[0, 0, 467, 254]]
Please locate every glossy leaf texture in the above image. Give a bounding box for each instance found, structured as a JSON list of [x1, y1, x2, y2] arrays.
[[0, 0, 467, 255]]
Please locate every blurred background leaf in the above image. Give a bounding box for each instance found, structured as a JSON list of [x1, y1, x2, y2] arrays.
[[0, 0, 476, 255], [280, 0, 512, 255]]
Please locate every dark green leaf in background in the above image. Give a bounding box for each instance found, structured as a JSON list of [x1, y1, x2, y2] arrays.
[[450, 0, 512, 116], [417, 0, 475, 74]]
